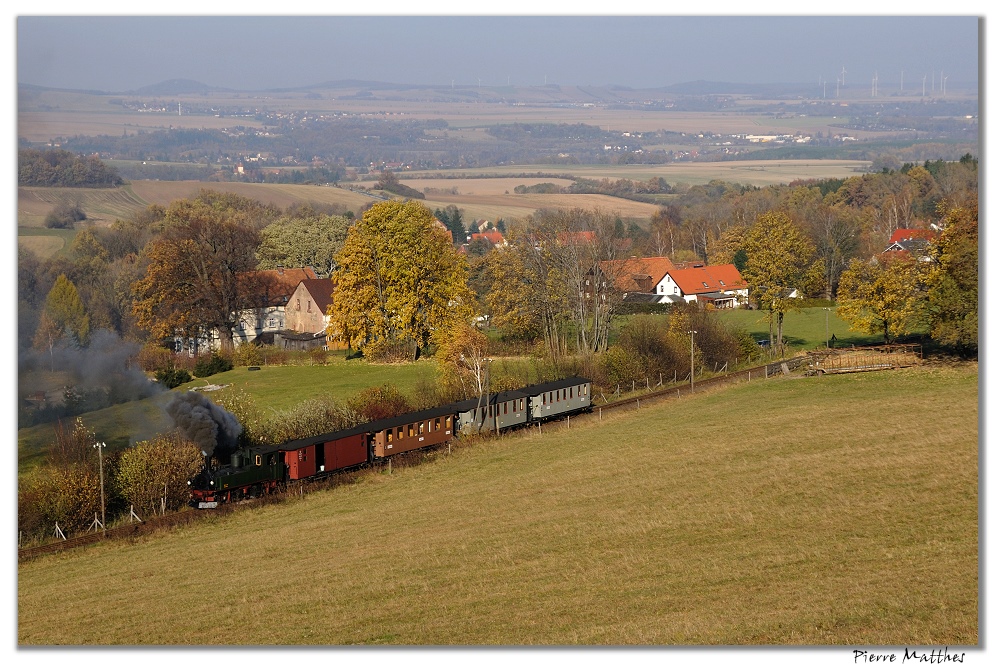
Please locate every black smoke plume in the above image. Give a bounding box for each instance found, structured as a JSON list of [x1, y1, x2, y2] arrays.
[[166, 391, 243, 459]]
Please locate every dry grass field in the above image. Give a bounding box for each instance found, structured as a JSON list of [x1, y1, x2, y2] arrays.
[[17, 364, 978, 645]]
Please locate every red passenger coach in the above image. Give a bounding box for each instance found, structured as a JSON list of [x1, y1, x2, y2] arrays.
[[279, 425, 370, 480]]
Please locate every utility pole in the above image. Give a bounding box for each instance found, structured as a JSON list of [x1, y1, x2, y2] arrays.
[[824, 308, 831, 348], [94, 441, 107, 535], [688, 330, 697, 393]]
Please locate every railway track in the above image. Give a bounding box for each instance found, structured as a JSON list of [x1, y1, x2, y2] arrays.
[[19, 355, 809, 561]]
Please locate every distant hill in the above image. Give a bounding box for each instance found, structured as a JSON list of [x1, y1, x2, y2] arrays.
[[133, 78, 229, 95]]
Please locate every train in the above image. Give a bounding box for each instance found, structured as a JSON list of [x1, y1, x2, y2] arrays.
[[188, 376, 592, 508]]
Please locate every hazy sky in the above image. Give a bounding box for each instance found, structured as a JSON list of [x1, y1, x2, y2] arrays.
[[16, 13, 981, 92]]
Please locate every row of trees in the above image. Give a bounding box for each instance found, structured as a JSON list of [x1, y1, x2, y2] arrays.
[[18, 149, 124, 187]]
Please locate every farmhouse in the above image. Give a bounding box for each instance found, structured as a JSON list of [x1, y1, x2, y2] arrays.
[[660, 264, 748, 308], [277, 278, 341, 351], [234, 267, 318, 345], [884, 227, 937, 259], [589, 256, 678, 303], [173, 266, 318, 354]]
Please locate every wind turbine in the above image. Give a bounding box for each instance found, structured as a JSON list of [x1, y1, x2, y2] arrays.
[[922, 74, 927, 97], [943, 74, 947, 97]]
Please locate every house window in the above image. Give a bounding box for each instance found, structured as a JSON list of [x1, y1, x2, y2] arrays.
[[659, 285, 664, 293], [719, 280, 725, 286], [702, 282, 709, 287], [307, 300, 312, 312], [296, 298, 301, 311]]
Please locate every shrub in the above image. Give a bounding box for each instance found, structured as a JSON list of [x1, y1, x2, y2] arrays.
[[115, 432, 205, 516], [309, 347, 328, 365], [348, 384, 413, 422], [232, 342, 263, 367], [44, 202, 86, 229], [193, 352, 233, 378], [602, 346, 646, 388], [136, 343, 174, 372], [155, 367, 192, 389]]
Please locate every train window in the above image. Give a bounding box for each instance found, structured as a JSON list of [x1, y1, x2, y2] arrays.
[[446, 416, 452, 427], [255, 454, 262, 466], [387, 430, 393, 442], [408, 424, 414, 437], [503, 402, 508, 415], [298, 450, 305, 461], [419, 422, 425, 434], [563, 388, 567, 400], [397, 427, 403, 440], [542, 393, 546, 405], [435, 418, 441, 431], [519, 398, 525, 411]]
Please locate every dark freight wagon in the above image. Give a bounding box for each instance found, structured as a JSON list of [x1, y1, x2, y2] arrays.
[[279, 425, 370, 480]]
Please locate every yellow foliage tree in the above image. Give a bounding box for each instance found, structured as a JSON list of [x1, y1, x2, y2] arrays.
[[327, 200, 474, 360], [836, 253, 924, 344], [115, 433, 205, 516]]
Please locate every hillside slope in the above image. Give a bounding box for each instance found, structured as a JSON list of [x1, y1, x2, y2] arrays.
[[17, 364, 978, 645]]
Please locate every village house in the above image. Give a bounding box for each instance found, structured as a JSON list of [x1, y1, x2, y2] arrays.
[[276, 278, 343, 351], [174, 266, 317, 354], [588, 256, 678, 304], [883, 227, 937, 260], [658, 263, 748, 308]]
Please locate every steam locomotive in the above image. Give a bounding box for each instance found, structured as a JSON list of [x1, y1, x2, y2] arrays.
[[188, 376, 592, 508]]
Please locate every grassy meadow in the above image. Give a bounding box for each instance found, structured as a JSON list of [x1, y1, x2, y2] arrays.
[[18, 363, 978, 645]]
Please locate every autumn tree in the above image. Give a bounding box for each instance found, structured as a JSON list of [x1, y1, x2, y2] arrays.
[[482, 245, 543, 341], [256, 211, 351, 277], [132, 192, 275, 351], [33, 274, 90, 360], [115, 432, 205, 516], [326, 200, 475, 360], [836, 253, 924, 344], [435, 322, 491, 400], [741, 211, 816, 351], [926, 203, 978, 354]]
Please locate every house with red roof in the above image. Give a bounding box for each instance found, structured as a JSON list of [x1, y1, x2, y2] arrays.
[[591, 256, 678, 303], [884, 228, 937, 259], [470, 230, 506, 247], [661, 263, 748, 308]]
